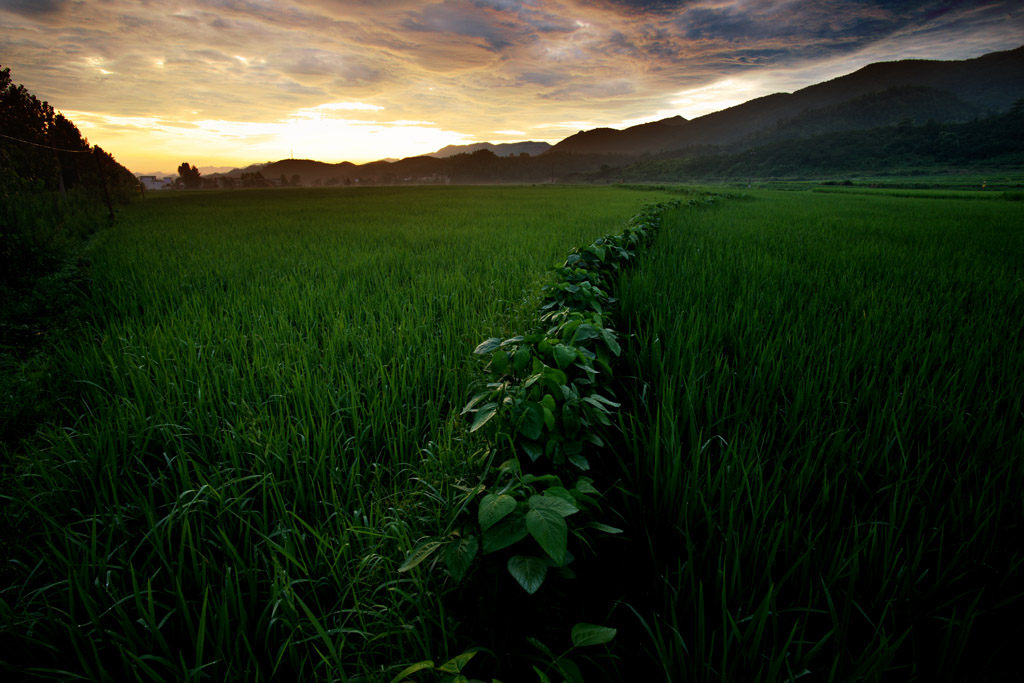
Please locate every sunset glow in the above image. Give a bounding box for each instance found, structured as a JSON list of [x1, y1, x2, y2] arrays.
[[2, 0, 1021, 173]]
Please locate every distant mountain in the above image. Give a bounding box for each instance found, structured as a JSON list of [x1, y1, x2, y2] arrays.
[[742, 85, 984, 147], [591, 106, 1024, 182], [429, 141, 552, 157], [191, 45, 1024, 185], [197, 165, 237, 175], [552, 45, 1024, 156]]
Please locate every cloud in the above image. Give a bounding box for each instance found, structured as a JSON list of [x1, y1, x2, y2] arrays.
[[0, 0, 69, 16], [0, 0, 1019, 171]]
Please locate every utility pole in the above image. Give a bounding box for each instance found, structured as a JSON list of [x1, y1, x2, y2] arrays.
[[93, 146, 115, 222]]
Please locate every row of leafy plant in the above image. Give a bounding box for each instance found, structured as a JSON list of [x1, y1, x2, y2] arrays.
[[394, 194, 721, 679]]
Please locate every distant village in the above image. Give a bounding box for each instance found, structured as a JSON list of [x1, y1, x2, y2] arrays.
[[135, 171, 454, 191]]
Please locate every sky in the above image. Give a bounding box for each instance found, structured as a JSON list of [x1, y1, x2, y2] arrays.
[[2, 0, 1021, 174]]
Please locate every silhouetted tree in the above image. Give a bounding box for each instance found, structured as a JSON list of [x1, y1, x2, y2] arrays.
[[177, 162, 201, 189], [240, 171, 267, 188]]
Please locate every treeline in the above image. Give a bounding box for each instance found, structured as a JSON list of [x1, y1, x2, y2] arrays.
[[197, 150, 633, 190], [1, 64, 137, 288], [1, 65, 137, 454]]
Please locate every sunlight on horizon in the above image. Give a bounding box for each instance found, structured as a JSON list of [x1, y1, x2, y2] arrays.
[[66, 107, 476, 173]]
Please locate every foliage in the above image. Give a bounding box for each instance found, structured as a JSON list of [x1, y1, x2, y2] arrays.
[[177, 162, 202, 190], [0, 65, 136, 473]]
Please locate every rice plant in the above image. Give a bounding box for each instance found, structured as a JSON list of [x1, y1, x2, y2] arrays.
[[608, 190, 1024, 681], [0, 185, 674, 681]]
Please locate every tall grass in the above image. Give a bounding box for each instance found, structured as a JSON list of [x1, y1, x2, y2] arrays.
[[610, 191, 1024, 681], [0, 186, 673, 680]]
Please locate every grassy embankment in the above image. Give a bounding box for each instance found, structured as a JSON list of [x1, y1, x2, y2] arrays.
[[609, 190, 1024, 681], [0, 185, 677, 681]]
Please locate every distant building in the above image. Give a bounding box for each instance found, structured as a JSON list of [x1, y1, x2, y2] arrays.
[[138, 175, 174, 191]]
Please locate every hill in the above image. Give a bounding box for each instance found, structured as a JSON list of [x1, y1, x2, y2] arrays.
[[199, 45, 1024, 185], [580, 107, 1024, 182], [429, 141, 551, 158], [552, 46, 1024, 156]]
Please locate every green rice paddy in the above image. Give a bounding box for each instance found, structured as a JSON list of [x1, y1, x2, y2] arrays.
[[2, 185, 1022, 681]]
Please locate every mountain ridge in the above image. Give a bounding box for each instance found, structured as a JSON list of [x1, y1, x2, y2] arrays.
[[551, 45, 1024, 156], [189, 44, 1023, 183]]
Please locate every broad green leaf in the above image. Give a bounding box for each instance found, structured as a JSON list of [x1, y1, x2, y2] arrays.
[[512, 345, 532, 373], [388, 660, 435, 683], [553, 344, 578, 370], [570, 623, 617, 647], [469, 403, 498, 433], [572, 324, 599, 344], [543, 486, 575, 505], [526, 507, 568, 565], [527, 636, 557, 660], [562, 404, 581, 434], [529, 493, 578, 517], [474, 337, 502, 355], [508, 555, 548, 594], [521, 440, 543, 462], [490, 350, 508, 375], [461, 391, 490, 415], [521, 473, 561, 486], [575, 477, 598, 494], [542, 548, 575, 569], [478, 494, 516, 531], [445, 535, 478, 582], [544, 366, 568, 387], [588, 393, 621, 408], [482, 516, 528, 554], [542, 406, 555, 431], [437, 651, 476, 674], [398, 539, 442, 573], [521, 371, 543, 389], [557, 657, 584, 683], [541, 394, 557, 412], [600, 328, 621, 356], [515, 402, 544, 440], [568, 453, 590, 471]]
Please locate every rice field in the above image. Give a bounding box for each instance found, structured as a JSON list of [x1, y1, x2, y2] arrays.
[[609, 190, 1024, 681], [2, 185, 1022, 681], [0, 185, 677, 681]]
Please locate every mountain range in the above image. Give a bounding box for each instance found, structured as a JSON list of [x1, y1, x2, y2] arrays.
[[192, 45, 1023, 185], [428, 141, 552, 158]]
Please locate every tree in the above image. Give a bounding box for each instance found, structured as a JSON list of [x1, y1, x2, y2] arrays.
[[177, 162, 201, 189], [240, 171, 267, 188]]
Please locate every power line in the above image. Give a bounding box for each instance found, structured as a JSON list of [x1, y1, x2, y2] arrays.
[[0, 130, 93, 153]]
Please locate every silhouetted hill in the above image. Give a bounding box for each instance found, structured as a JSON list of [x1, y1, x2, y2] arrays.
[[429, 141, 551, 157], [579, 107, 1024, 181], [746, 86, 983, 146], [551, 46, 1024, 156], [198, 45, 1023, 185], [554, 116, 688, 155]]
